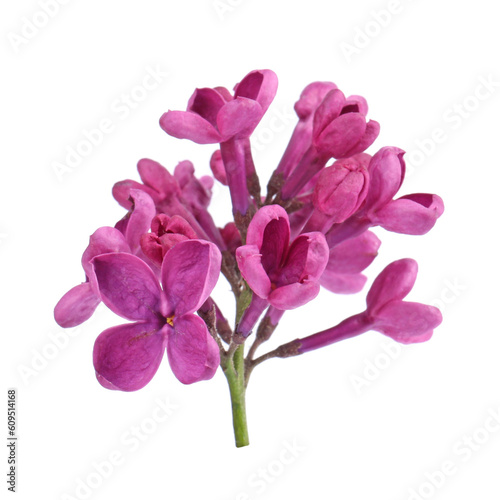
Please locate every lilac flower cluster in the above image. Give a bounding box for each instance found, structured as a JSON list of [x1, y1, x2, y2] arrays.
[[55, 70, 443, 447]]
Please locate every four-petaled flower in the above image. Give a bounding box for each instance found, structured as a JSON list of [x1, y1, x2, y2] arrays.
[[236, 205, 329, 310], [91, 239, 221, 390]]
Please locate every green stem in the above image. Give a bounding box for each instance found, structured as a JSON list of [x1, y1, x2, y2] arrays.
[[223, 345, 249, 447]]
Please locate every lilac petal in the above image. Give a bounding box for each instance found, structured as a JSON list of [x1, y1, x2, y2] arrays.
[[342, 95, 368, 116], [315, 113, 367, 159], [268, 281, 320, 310], [259, 218, 292, 276], [174, 160, 212, 210], [160, 110, 222, 144], [246, 204, 290, 249], [217, 97, 263, 140], [93, 321, 165, 391], [312, 89, 345, 138], [154, 214, 198, 240], [214, 86, 233, 102], [112, 180, 159, 209], [115, 189, 156, 254], [294, 81, 338, 120], [210, 150, 228, 185], [161, 240, 221, 316], [363, 147, 405, 213], [92, 253, 162, 321], [81, 227, 130, 282], [200, 175, 214, 192], [366, 258, 418, 315], [137, 158, 180, 199], [140, 233, 164, 267], [220, 222, 242, 254], [375, 301, 442, 344], [187, 87, 226, 127], [167, 314, 220, 384], [234, 69, 278, 113], [320, 270, 367, 294], [312, 162, 369, 222], [54, 282, 101, 327], [374, 194, 444, 235], [280, 232, 329, 284], [236, 244, 272, 298], [327, 231, 381, 274], [341, 119, 380, 158]]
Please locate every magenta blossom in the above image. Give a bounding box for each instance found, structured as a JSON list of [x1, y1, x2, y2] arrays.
[[113, 158, 223, 246], [293, 259, 442, 353], [159, 69, 278, 144], [54, 189, 155, 328], [92, 239, 221, 390], [326, 147, 444, 247], [236, 205, 329, 310], [160, 70, 278, 216]]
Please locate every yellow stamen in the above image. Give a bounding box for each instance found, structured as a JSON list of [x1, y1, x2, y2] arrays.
[[166, 316, 174, 327]]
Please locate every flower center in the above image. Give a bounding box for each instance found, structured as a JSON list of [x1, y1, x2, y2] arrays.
[[166, 315, 175, 327]]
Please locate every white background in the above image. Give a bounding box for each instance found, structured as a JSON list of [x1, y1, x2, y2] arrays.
[[2, 1, 499, 499]]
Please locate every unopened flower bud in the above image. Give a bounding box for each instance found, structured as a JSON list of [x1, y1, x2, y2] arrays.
[[312, 158, 369, 222]]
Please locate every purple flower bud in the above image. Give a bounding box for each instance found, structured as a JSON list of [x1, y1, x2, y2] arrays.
[[312, 157, 369, 223], [295, 258, 442, 353], [312, 89, 380, 159], [140, 214, 198, 268]]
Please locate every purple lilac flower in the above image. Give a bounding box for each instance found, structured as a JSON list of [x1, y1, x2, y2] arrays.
[[160, 70, 278, 216], [326, 147, 444, 247], [236, 205, 329, 311], [92, 239, 221, 390], [292, 259, 442, 353], [113, 158, 224, 248]]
